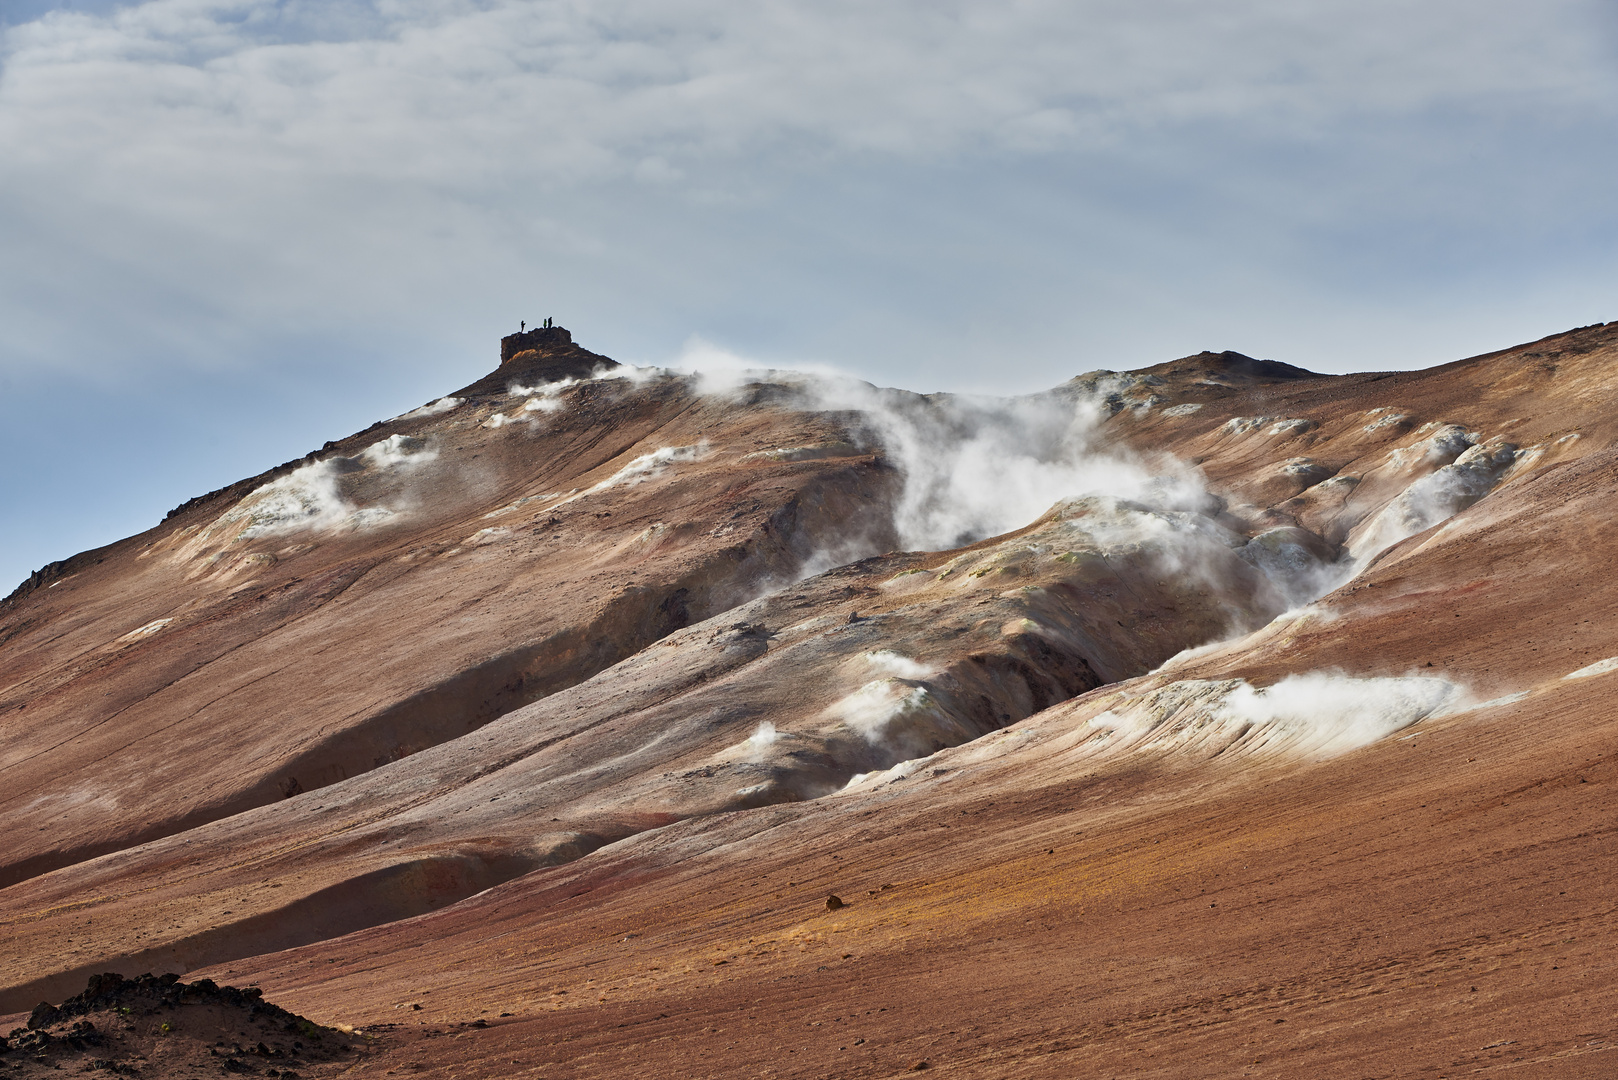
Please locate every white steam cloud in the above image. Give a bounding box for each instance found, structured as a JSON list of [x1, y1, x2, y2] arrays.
[[670, 358, 1308, 618], [360, 434, 435, 470], [738, 721, 781, 762], [816, 380, 1187, 552], [1217, 673, 1458, 754], [1351, 439, 1521, 558], [825, 659, 986, 763], [828, 679, 947, 748], [638, 354, 1539, 644], [670, 351, 1214, 556], [204, 434, 437, 542], [550, 443, 708, 508], [395, 396, 464, 421], [1088, 672, 1460, 760], [234, 461, 372, 537], [508, 367, 633, 417], [863, 650, 936, 679]]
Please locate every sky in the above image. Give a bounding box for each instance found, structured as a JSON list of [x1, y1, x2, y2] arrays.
[[2, 0, 1616, 593]]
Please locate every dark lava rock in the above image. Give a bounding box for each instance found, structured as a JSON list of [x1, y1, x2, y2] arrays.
[[0, 972, 366, 1077], [25, 1002, 58, 1030]]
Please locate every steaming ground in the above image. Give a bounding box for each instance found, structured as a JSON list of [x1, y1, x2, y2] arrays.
[[174, 431, 441, 570], [655, 355, 1534, 629], [176, 348, 1533, 635], [7, 323, 1618, 1064], [108, 353, 1561, 791], [1084, 672, 1459, 760], [163, 354, 1548, 810]]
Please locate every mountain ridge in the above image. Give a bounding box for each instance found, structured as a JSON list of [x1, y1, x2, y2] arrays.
[[3, 320, 1617, 1075]]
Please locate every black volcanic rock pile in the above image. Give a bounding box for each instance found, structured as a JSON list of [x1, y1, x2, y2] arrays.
[[2, 972, 363, 1077]]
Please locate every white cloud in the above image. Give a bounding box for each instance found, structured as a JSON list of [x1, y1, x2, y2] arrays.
[[4, 1, 1609, 190], [1, 1, 1614, 386]]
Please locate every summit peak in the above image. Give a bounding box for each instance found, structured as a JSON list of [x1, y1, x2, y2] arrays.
[[480, 323, 620, 390]]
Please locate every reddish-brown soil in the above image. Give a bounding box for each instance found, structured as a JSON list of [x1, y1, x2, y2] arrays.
[[4, 321, 1618, 1077], [207, 675, 1618, 1078]]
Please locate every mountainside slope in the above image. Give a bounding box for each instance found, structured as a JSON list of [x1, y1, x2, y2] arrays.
[[0, 357, 895, 888], [3, 321, 1617, 1075]]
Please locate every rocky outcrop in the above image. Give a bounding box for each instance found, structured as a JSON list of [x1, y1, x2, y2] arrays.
[[1, 972, 359, 1077], [490, 324, 620, 385]]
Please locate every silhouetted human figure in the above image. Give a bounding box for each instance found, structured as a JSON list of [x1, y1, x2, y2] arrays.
[[520, 321, 525, 332]]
